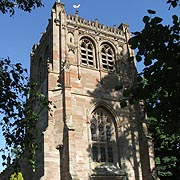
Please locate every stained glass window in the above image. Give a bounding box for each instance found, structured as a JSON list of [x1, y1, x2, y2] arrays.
[[107, 146, 113, 163], [100, 147, 106, 162], [91, 123, 97, 141], [90, 108, 115, 163], [92, 146, 98, 162]]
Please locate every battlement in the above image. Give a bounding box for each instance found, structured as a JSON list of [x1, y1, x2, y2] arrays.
[[31, 2, 129, 57], [67, 14, 124, 37]]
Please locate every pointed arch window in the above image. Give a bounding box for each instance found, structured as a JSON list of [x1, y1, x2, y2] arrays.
[[38, 57, 43, 84], [101, 44, 115, 71], [90, 108, 116, 163], [43, 46, 49, 79], [80, 38, 96, 68]]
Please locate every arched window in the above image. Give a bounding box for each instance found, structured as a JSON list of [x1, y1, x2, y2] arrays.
[[44, 46, 49, 79], [101, 44, 115, 71], [80, 38, 96, 68], [38, 57, 43, 84], [90, 108, 116, 163]]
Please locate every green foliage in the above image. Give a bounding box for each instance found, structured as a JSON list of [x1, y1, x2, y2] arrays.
[[0, 58, 49, 171], [10, 172, 24, 180], [0, 0, 43, 15], [148, 117, 180, 179], [128, 12, 180, 123], [166, 0, 180, 8], [0, 0, 46, 173], [119, 1, 180, 179]]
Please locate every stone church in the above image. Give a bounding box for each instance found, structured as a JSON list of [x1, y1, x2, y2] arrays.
[[1, 2, 155, 180]]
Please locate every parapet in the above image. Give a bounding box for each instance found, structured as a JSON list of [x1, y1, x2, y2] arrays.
[[66, 13, 125, 38]]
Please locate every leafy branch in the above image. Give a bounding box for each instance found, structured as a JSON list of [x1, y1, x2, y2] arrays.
[[0, 58, 50, 171], [118, 7, 180, 179], [0, 0, 43, 16]]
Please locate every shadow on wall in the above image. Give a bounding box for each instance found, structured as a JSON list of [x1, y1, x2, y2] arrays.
[[86, 65, 153, 180]]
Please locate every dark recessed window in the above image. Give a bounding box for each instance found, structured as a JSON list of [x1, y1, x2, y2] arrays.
[[90, 108, 116, 163], [101, 44, 115, 71], [80, 38, 96, 68]]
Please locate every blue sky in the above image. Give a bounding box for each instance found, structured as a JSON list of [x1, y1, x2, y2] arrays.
[[0, 0, 178, 172]]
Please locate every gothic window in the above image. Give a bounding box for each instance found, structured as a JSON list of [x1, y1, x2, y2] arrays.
[[38, 57, 43, 84], [101, 44, 115, 71], [80, 38, 96, 68], [37, 46, 49, 87], [90, 108, 116, 163], [44, 46, 49, 79]]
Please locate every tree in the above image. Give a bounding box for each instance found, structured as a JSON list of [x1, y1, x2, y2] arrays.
[[121, 1, 180, 179], [0, 0, 46, 173], [10, 172, 24, 180], [0, 0, 43, 15], [0, 58, 49, 172]]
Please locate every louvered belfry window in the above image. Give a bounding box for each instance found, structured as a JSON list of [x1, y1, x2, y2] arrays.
[[101, 44, 114, 71], [90, 108, 115, 163], [80, 38, 95, 67]]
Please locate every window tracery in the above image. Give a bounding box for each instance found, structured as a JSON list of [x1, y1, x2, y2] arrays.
[[101, 44, 115, 71], [90, 108, 116, 163], [80, 38, 96, 68]]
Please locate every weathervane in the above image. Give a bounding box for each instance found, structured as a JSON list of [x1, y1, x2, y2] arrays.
[[73, 4, 80, 14]]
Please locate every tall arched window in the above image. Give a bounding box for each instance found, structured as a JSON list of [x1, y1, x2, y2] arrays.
[[101, 44, 115, 71], [44, 46, 49, 79], [80, 38, 96, 68], [90, 108, 116, 163], [38, 57, 43, 84]]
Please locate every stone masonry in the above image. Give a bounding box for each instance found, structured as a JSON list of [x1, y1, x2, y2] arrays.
[[0, 2, 155, 180], [29, 2, 155, 180]]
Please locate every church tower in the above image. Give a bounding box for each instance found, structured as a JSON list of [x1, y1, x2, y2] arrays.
[[29, 2, 154, 180]]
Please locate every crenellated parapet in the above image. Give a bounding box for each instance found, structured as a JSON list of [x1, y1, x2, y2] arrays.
[[66, 14, 125, 38]]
